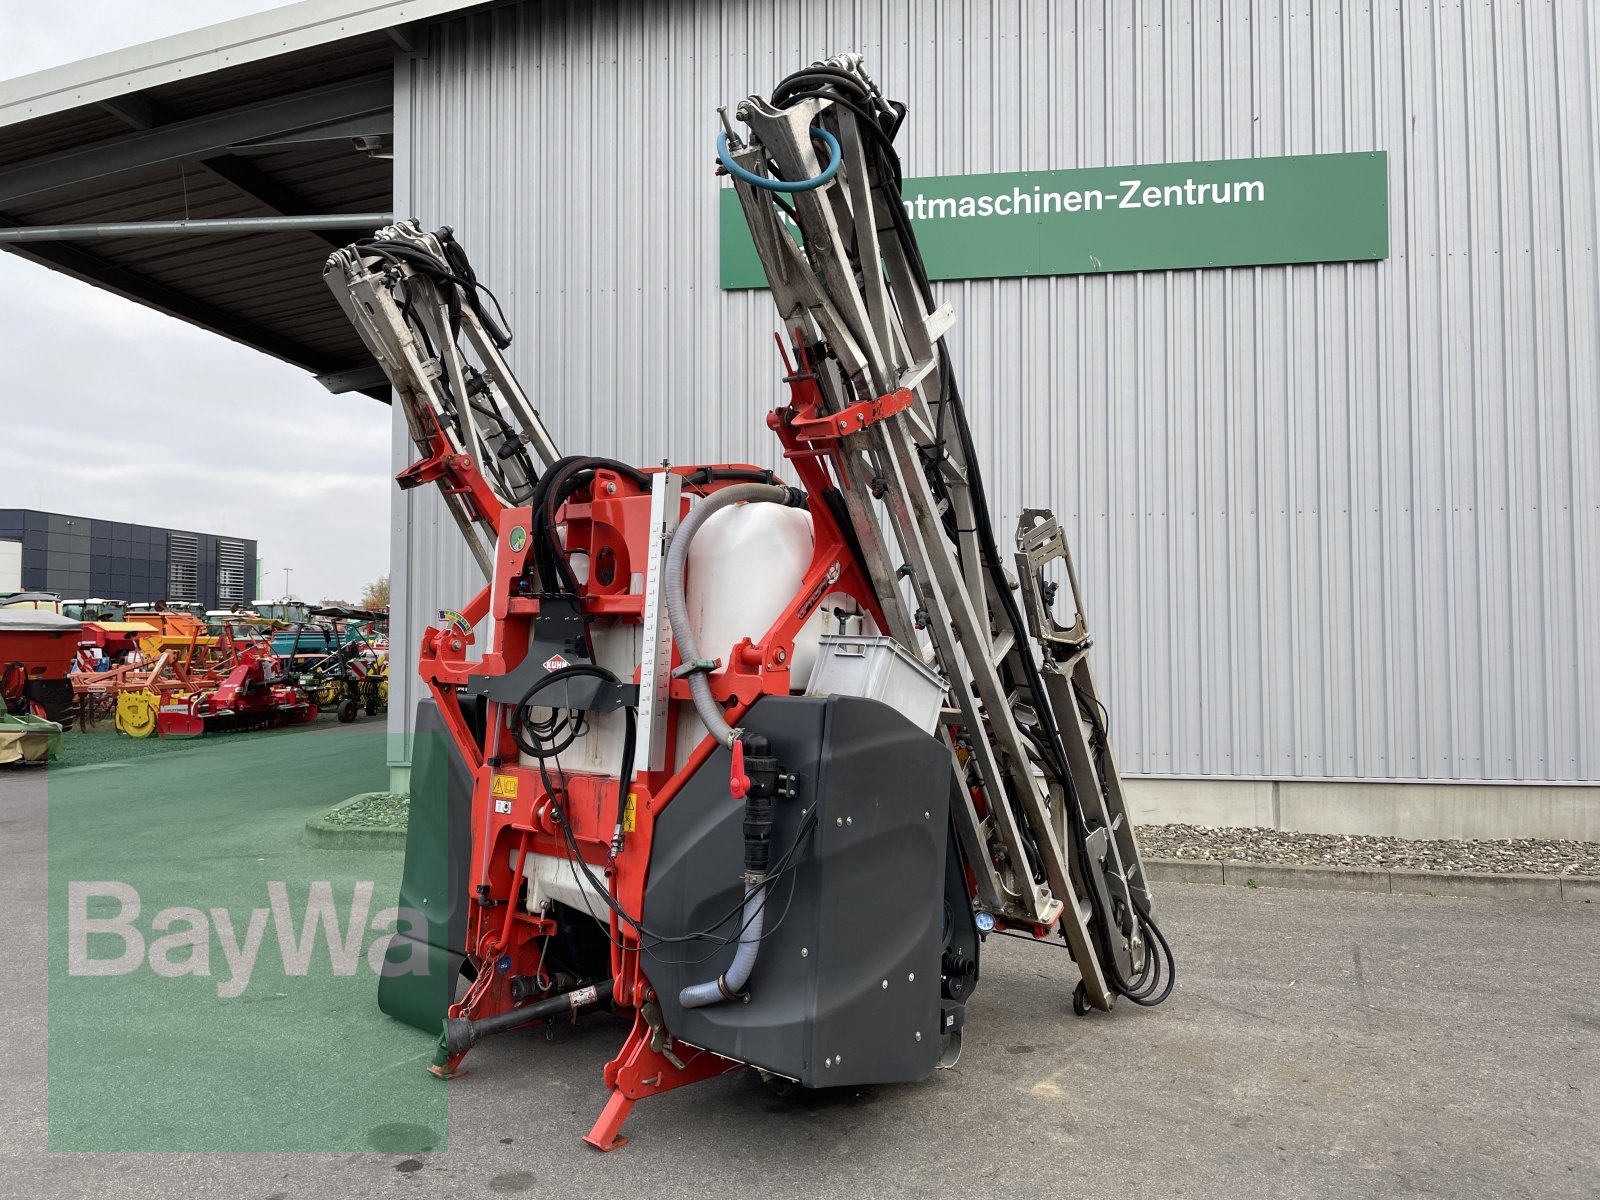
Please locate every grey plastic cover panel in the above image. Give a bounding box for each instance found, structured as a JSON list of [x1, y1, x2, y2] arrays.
[[642, 694, 952, 1087]]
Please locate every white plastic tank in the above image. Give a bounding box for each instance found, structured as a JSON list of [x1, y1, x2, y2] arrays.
[[685, 501, 814, 671]]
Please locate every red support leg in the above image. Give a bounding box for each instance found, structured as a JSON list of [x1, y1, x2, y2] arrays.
[[582, 1012, 741, 1151], [584, 1088, 637, 1153]]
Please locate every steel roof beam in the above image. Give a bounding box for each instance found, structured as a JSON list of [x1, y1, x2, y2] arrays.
[[315, 364, 391, 394], [0, 213, 393, 241], [0, 72, 392, 208], [385, 23, 419, 53], [92, 93, 384, 252], [198, 153, 383, 248], [0, 211, 342, 372], [227, 111, 393, 151], [96, 93, 166, 131]]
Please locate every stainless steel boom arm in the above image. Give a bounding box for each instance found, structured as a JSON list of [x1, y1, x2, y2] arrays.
[[720, 56, 1170, 1011], [323, 220, 561, 577]]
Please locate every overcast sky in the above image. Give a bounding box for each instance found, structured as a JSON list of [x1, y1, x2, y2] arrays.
[[0, 2, 392, 603]]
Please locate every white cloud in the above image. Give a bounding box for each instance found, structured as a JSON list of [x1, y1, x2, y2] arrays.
[[0, 2, 393, 602], [0, 1, 285, 77]]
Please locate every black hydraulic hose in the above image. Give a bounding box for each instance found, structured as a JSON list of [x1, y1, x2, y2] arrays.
[[542, 470, 599, 593], [361, 241, 468, 328], [540, 758, 817, 958], [511, 664, 630, 765], [606, 704, 638, 858], [359, 232, 536, 500], [355, 237, 497, 339], [773, 65, 903, 140], [438, 228, 513, 348], [682, 466, 779, 487], [774, 65, 874, 97], [465, 387, 540, 497], [514, 662, 643, 862], [774, 91, 903, 187], [528, 456, 653, 594], [523, 455, 576, 590]]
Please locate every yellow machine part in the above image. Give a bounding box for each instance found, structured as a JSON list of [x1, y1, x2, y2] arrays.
[[115, 689, 161, 739], [137, 633, 220, 659]]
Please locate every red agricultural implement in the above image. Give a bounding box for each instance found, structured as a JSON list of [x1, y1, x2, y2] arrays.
[[72, 613, 306, 737], [324, 55, 1171, 1150], [0, 608, 82, 730], [152, 646, 318, 737]]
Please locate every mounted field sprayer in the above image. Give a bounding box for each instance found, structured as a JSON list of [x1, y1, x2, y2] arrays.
[[324, 55, 1172, 1151]]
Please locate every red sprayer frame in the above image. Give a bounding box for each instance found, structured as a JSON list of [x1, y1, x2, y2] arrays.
[[408, 340, 901, 1148]]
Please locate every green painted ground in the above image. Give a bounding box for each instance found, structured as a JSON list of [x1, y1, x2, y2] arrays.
[[46, 724, 445, 1152], [53, 709, 355, 768]]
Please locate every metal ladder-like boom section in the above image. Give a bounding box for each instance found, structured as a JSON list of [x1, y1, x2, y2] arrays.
[[721, 56, 1173, 1009], [323, 222, 561, 577]]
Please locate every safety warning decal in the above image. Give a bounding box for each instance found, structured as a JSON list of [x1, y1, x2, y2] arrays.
[[491, 775, 518, 798]]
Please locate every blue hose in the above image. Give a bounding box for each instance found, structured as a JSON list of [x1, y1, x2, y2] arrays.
[[717, 127, 841, 193]]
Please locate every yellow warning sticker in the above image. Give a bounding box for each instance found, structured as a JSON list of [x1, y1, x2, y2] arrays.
[[622, 792, 638, 834], [491, 775, 518, 799]]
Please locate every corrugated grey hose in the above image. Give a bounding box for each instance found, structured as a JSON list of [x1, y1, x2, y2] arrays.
[[662, 481, 796, 749], [663, 481, 798, 1008], [679, 879, 764, 1009]]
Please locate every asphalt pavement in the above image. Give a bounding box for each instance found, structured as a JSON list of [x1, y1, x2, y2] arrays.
[[2, 744, 1597, 1199]]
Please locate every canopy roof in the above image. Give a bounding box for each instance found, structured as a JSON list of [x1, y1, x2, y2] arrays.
[[0, 0, 489, 398]]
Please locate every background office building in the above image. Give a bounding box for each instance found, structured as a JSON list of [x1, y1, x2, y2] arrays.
[[0, 509, 258, 611]]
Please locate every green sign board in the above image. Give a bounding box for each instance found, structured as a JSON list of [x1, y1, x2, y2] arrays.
[[719, 151, 1388, 289]]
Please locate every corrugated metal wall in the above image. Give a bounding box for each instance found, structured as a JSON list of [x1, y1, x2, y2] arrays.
[[392, 0, 1600, 784]]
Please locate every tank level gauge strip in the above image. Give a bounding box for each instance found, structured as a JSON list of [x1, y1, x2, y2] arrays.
[[636, 469, 682, 773]]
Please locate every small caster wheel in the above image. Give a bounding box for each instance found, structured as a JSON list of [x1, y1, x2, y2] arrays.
[[1071, 980, 1092, 1017], [337, 699, 359, 723]]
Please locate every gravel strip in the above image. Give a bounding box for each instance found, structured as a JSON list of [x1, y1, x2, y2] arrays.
[[322, 791, 410, 829], [1136, 823, 1600, 877]]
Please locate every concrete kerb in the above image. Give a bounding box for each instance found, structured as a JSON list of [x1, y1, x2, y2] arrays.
[[1143, 859, 1224, 885], [1145, 857, 1597, 902], [1225, 861, 1392, 894], [1563, 875, 1600, 902], [303, 791, 408, 851], [1387, 867, 1561, 901]]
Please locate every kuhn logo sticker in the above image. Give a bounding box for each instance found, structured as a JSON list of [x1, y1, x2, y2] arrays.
[[796, 562, 844, 621], [542, 653, 571, 672]]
